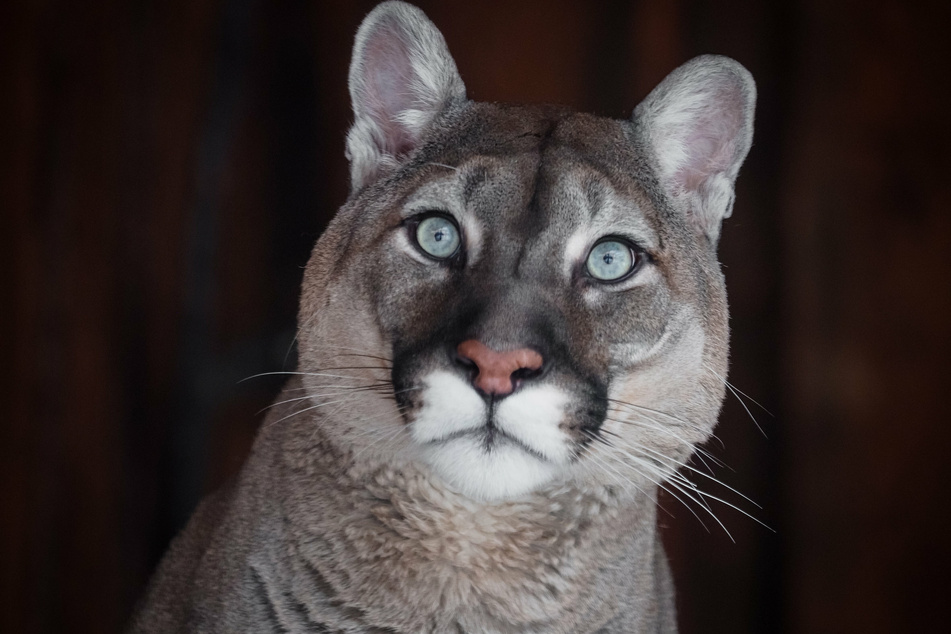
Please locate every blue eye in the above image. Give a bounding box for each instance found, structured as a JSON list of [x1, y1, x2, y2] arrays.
[[586, 240, 636, 281], [415, 215, 461, 259]]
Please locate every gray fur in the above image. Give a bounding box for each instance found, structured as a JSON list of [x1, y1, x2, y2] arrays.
[[130, 2, 754, 632]]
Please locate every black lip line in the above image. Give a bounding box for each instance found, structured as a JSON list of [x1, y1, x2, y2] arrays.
[[425, 427, 551, 463]]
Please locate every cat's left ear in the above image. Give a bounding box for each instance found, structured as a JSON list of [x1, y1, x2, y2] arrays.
[[346, 1, 467, 193], [634, 55, 756, 244]]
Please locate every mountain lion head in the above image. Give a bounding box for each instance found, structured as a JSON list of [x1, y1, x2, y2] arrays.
[[296, 1, 755, 502]]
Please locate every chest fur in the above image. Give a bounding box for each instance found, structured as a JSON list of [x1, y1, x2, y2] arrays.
[[274, 435, 654, 633]]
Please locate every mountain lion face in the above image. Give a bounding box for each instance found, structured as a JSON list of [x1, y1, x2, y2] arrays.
[[296, 2, 753, 502]]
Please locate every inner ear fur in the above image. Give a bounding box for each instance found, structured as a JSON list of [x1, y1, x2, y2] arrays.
[[346, 1, 467, 193], [634, 55, 756, 244]]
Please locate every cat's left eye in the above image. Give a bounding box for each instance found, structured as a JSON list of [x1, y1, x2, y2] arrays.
[[586, 239, 639, 282], [413, 214, 461, 260]]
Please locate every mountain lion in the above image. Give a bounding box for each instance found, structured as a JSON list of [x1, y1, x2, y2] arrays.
[[130, 2, 755, 632]]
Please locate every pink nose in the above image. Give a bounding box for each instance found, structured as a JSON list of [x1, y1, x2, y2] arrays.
[[456, 340, 544, 396]]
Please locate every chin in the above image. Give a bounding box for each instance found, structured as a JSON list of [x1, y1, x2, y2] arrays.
[[420, 435, 562, 501]]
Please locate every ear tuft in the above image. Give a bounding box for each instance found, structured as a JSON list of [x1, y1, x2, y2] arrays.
[[634, 55, 756, 243], [347, 2, 466, 192]]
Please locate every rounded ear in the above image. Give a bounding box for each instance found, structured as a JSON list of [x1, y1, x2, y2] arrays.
[[346, 1, 467, 193], [634, 55, 756, 244]]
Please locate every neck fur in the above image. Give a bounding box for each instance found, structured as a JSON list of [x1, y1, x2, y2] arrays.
[[265, 412, 660, 632]]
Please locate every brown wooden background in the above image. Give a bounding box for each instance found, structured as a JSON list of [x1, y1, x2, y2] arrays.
[[3, 0, 950, 632]]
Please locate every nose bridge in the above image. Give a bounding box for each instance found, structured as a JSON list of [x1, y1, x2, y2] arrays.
[[465, 279, 557, 352]]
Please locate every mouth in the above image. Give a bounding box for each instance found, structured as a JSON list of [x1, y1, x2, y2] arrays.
[[428, 420, 551, 463]]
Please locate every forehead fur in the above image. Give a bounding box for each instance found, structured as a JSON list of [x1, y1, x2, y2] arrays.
[[415, 103, 656, 185], [351, 103, 680, 240]]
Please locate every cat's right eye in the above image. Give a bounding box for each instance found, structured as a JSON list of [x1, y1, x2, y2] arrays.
[[412, 214, 461, 260]]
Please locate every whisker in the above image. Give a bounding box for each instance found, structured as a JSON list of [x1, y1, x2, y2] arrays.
[[241, 370, 387, 383], [603, 414, 723, 460], [627, 458, 712, 531], [299, 365, 391, 372], [620, 443, 762, 510], [581, 427, 615, 448], [639, 456, 731, 538], [606, 398, 704, 430], [722, 381, 766, 437], [299, 387, 416, 442], [332, 352, 394, 364], [664, 471, 773, 532], [688, 448, 720, 477], [264, 395, 372, 428], [306, 402, 409, 445], [604, 412, 694, 442], [606, 405, 726, 452], [703, 364, 773, 417], [256, 384, 397, 415], [600, 443, 717, 535], [629, 447, 770, 533], [703, 364, 772, 438], [581, 431, 678, 521], [285, 378, 404, 391], [604, 409, 727, 467], [656, 473, 724, 538]]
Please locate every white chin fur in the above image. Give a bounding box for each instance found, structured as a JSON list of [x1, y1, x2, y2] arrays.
[[411, 371, 570, 501], [422, 438, 559, 501]]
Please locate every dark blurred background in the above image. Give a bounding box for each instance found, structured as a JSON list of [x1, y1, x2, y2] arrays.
[[3, 0, 950, 632]]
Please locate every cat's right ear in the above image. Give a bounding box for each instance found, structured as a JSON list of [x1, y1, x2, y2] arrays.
[[346, 1, 466, 193]]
